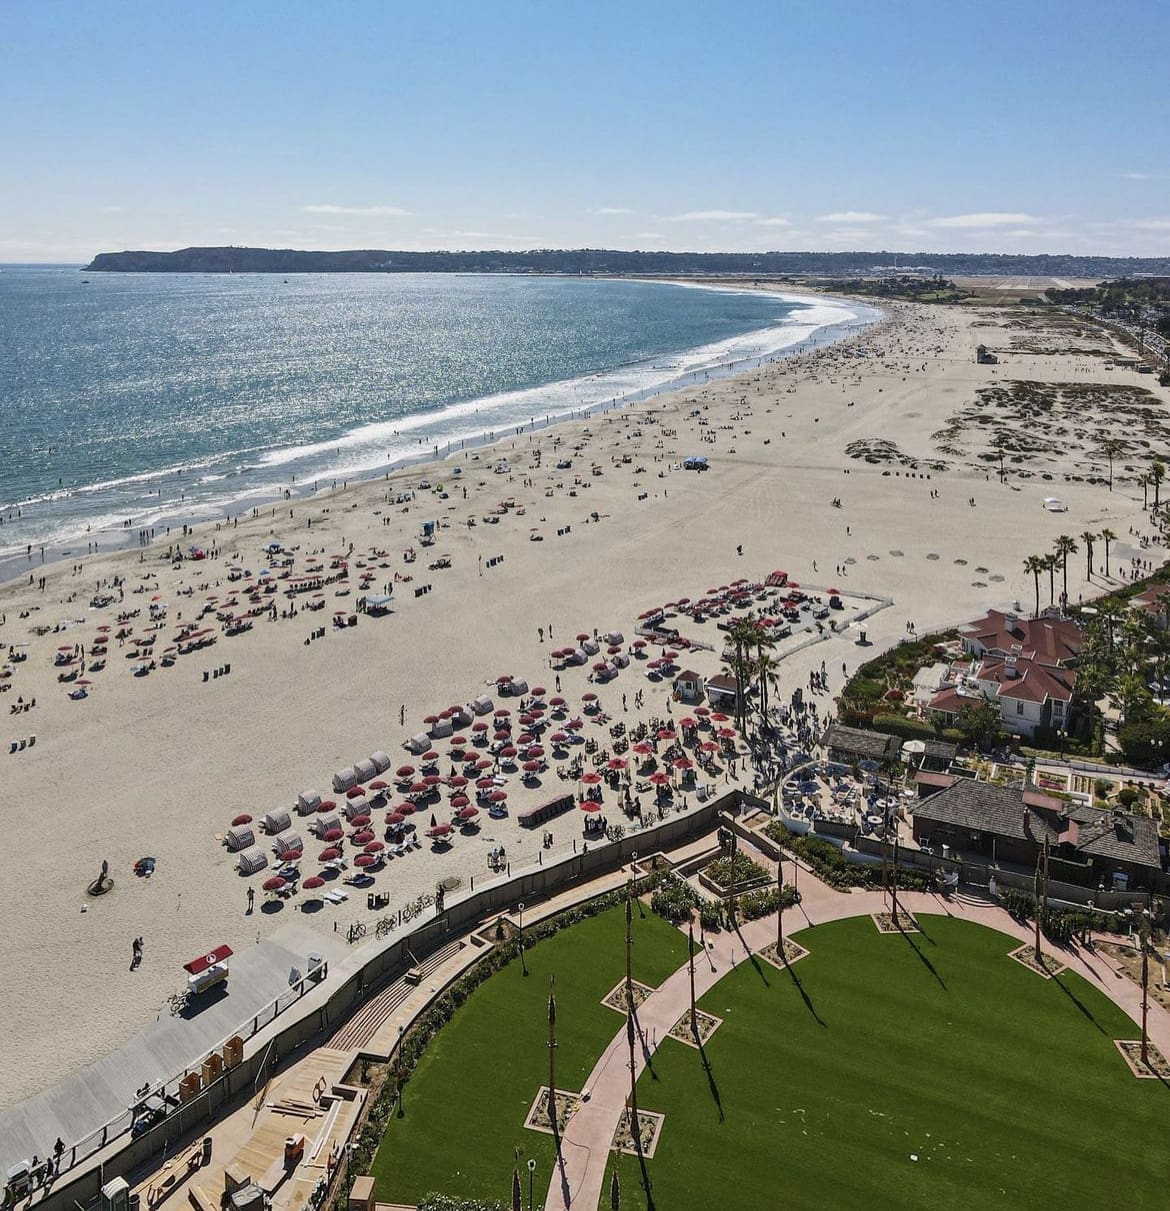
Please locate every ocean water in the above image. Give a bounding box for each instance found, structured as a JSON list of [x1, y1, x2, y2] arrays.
[[0, 268, 872, 564]]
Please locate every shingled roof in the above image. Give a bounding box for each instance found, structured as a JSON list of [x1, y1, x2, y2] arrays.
[[821, 724, 900, 762], [912, 779, 1056, 844], [1063, 804, 1161, 872]]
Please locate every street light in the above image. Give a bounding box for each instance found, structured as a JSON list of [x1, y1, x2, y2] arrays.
[[527, 1158, 537, 1211], [519, 902, 527, 977]]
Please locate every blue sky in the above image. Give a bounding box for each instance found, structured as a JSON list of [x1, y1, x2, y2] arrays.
[[2, 0, 1168, 260]]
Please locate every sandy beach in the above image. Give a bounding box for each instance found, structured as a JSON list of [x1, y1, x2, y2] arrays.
[[1, 294, 1166, 1109]]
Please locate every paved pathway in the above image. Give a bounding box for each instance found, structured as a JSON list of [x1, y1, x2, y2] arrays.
[[545, 860, 1170, 1211]]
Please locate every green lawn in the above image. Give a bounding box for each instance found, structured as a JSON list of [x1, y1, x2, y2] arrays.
[[370, 902, 689, 1205], [610, 915, 1170, 1211]]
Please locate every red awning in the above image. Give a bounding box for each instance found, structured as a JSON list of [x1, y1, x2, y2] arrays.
[[183, 944, 233, 975]]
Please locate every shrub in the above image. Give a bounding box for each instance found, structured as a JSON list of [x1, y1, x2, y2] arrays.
[[650, 876, 699, 923], [420, 1197, 506, 1211], [705, 852, 768, 890], [698, 902, 723, 933], [871, 713, 939, 741], [1117, 787, 1142, 809], [736, 885, 799, 921]]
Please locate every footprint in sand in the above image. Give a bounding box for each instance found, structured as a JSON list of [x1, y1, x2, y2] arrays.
[[926, 553, 940, 561], [867, 554, 880, 561], [889, 550, 904, 557], [954, 558, 968, 566], [989, 574, 1005, 583], [975, 566, 989, 574], [972, 581, 988, 588], [844, 557, 857, 565]]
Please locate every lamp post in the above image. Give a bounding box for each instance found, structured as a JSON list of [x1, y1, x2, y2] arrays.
[[526, 1158, 536, 1211], [1129, 904, 1153, 1067], [519, 902, 527, 977], [776, 858, 784, 952], [688, 921, 697, 1036]]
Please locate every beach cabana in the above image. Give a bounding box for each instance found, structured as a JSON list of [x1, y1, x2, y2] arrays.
[[364, 593, 394, 616], [604, 631, 624, 646], [353, 756, 377, 783], [673, 669, 704, 704], [582, 638, 600, 656], [262, 808, 292, 835], [274, 828, 303, 857], [296, 790, 322, 816], [224, 824, 255, 852], [236, 845, 268, 875], [332, 767, 357, 793], [429, 716, 454, 738], [370, 751, 392, 774], [343, 795, 369, 820], [404, 732, 431, 754], [449, 705, 473, 727], [470, 696, 494, 716], [314, 811, 341, 838]]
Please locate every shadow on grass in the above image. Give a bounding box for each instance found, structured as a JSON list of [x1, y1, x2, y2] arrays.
[[732, 920, 770, 988], [1051, 970, 1107, 1036], [898, 922, 947, 990], [696, 1037, 724, 1123], [631, 1006, 660, 1082], [781, 950, 826, 1027]]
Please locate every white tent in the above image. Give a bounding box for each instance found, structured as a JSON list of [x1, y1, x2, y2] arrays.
[[404, 732, 431, 754], [296, 790, 322, 816], [263, 808, 292, 835], [332, 767, 357, 793], [353, 756, 377, 783], [274, 828, 303, 856], [370, 751, 392, 774], [471, 696, 494, 716], [237, 846, 268, 875], [429, 717, 453, 738], [343, 795, 369, 820], [314, 812, 341, 837], [225, 824, 255, 852]]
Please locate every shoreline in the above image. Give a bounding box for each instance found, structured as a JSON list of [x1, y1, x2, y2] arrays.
[[0, 283, 877, 586], [1, 295, 1163, 1112]]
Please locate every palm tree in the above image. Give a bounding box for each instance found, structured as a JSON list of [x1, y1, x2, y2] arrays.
[[1043, 553, 1059, 607], [1151, 460, 1165, 510], [1024, 555, 1045, 618], [1101, 439, 1124, 491], [1080, 531, 1096, 581], [1053, 535, 1077, 606], [723, 614, 760, 733], [754, 650, 781, 722], [1140, 474, 1150, 510], [1100, 527, 1117, 579]]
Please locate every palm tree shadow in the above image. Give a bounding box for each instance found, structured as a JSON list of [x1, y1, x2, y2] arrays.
[[631, 1005, 660, 1082], [1051, 970, 1106, 1035], [782, 952, 826, 1027], [732, 919, 770, 987], [899, 923, 946, 990], [696, 1038, 725, 1122]]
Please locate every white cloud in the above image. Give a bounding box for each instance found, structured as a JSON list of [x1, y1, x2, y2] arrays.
[[815, 211, 885, 223], [593, 206, 635, 215], [663, 210, 758, 222], [302, 204, 412, 216], [1121, 172, 1160, 181], [633, 232, 664, 240], [756, 216, 791, 227], [926, 212, 1038, 228], [1132, 218, 1170, 230]]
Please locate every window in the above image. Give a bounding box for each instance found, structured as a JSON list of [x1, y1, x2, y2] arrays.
[[1016, 700, 1025, 715]]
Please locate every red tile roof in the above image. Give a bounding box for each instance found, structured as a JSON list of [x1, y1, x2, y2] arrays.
[[959, 610, 1082, 667], [976, 657, 1075, 705]]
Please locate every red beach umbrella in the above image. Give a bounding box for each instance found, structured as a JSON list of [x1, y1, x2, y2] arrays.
[[580, 772, 602, 785], [526, 745, 545, 758], [396, 765, 415, 778], [500, 745, 517, 758], [658, 728, 676, 740], [701, 741, 720, 752], [323, 827, 343, 842], [318, 799, 337, 811], [476, 758, 494, 770], [363, 840, 385, 853], [318, 847, 341, 861], [530, 686, 547, 696], [649, 772, 671, 786], [450, 794, 470, 808], [490, 790, 507, 802], [386, 811, 406, 825], [472, 721, 489, 732], [349, 814, 371, 828], [550, 696, 566, 706], [346, 786, 365, 799], [448, 774, 468, 788], [396, 802, 416, 815], [262, 876, 286, 892], [422, 750, 440, 761], [302, 876, 325, 891], [422, 774, 442, 785], [427, 823, 452, 837], [354, 853, 377, 867], [231, 813, 253, 826], [476, 777, 495, 788], [551, 731, 569, 744], [580, 801, 602, 813], [352, 829, 375, 845], [632, 742, 654, 755], [607, 758, 627, 770], [457, 806, 480, 821], [369, 780, 388, 791], [674, 757, 694, 770]]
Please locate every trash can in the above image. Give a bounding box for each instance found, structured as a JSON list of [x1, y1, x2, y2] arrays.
[[202, 1137, 212, 1165]]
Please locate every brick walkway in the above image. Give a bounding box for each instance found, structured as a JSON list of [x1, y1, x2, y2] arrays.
[[544, 860, 1169, 1211]]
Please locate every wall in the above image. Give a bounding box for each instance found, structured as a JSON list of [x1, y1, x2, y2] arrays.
[[34, 793, 738, 1211]]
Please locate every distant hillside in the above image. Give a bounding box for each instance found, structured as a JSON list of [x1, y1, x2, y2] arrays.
[[84, 246, 1170, 277]]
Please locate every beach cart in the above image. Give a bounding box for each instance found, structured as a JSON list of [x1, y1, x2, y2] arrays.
[[184, 944, 232, 995]]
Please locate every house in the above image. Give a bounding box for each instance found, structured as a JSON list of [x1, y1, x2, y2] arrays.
[[673, 669, 704, 704], [912, 780, 1162, 886], [973, 656, 1075, 738], [912, 779, 1057, 865], [705, 673, 742, 710], [821, 724, 900, 766], [959, 610, 1082, 668], [1131, 583, 1170, 628]]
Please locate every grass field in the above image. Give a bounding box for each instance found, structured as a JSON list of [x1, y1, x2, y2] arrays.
[[610, 915, 1170, 1211], [369, 902, 689, 1206]]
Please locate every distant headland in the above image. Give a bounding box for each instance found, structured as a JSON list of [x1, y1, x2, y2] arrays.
[[83, 246, 1170, 277]]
